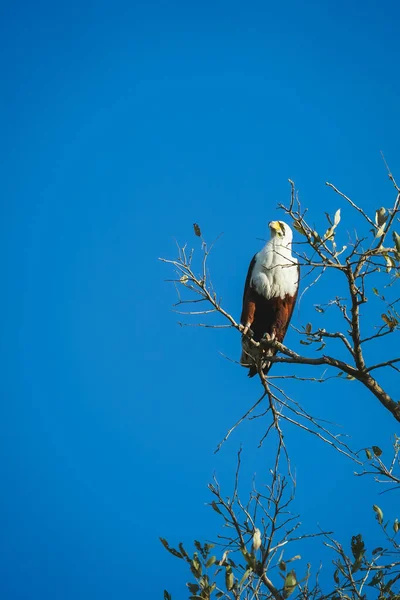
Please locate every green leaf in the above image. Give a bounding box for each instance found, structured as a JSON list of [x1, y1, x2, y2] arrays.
[[215, 593, 224, 599], [368, 570, 384, 587], [365, 448, 372, 460], [252, 528, 261, 552], [312, 230, 321, 243], [283, 570, 297, 598], [241, 547, 256, 570], [225, 566, 234, 591], [198, 575, 209, 590], [190, 553, 202, 578], [372, 287, 380, 296], [381, 313, 398, 330], [384, 253, 396, 272], [351, 534, 365, 573], [227, 558, 237, 569], [323, 226, 335, 241], [279, 560, 287, 571], [372, 547, 383, 555], [210, 501, 223, 515], [164, 591, 172, 600], [393, 232, 400, 253], [206, 556, 217, 568], [193, 223, 201, 237], [334, 208, 341, 226], [293, 220, 307, 236], [375, 207, 388, 227], [160, 538, 183, 559], [373, 504, 384, 524], [375, 223, 386, 238], [305, 323, 312, 334], [300, 339, 312, 345], [178, 543, 190, 561], [393, 519, 399, 533], [187, 583, 199, 595], [383, 575, 400, 592], [287, 554, 301, 564], [372, 446, 383, 457], [333, 568, 340, 584], [314, 305, 325, 313], [351, 535, 364, 560], [239, 568, 251, 586]]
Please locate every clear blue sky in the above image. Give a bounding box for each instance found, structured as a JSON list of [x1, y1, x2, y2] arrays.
[[1, 0, 400, 597]]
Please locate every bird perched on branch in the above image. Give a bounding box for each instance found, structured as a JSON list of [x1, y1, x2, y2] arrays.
[[240, 221, 299, 377]]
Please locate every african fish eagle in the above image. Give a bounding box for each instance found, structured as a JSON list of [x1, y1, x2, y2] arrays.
[[240, 220, 299, 378]]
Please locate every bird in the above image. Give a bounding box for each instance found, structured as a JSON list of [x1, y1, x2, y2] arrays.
[[240, 220, 299, 378]]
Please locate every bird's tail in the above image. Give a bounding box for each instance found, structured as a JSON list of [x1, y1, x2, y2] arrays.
[[245, 358, 273, 378], [240, 338, 274, 378]]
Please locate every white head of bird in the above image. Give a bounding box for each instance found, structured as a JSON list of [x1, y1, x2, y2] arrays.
[[268, 220, 293, 248]]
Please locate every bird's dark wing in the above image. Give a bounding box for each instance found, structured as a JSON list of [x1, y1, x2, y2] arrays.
[[240, 254, 257, 329]]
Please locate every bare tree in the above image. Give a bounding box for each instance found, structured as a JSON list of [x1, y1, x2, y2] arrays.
[[161, 440, 400, 599], [160, 171, 400, 599], [161, 173, 400, 425]]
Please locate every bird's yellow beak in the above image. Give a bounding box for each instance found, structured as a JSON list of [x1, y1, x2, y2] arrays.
[[269, 221, 282, 233]]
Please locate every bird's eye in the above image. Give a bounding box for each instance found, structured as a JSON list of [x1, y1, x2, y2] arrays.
[[280, 223, 286, 235]]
